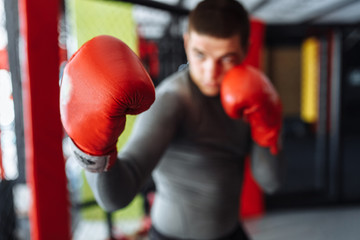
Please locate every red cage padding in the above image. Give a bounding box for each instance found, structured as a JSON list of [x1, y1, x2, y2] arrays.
[[240, 18, 266, 219], [19, 0, 71, 239]]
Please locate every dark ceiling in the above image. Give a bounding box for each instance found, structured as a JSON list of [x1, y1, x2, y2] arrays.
[[120, 0, 360, 39]]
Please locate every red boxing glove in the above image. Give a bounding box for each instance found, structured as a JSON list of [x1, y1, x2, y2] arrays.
[[220, 64, 282, 155], [60, 35, 155, 172]]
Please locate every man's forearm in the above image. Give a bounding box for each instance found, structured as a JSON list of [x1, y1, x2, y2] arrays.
[[250, 143, 285, 194]]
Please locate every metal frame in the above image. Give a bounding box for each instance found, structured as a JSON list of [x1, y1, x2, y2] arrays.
[[328, 29, 343, 201], [4, 0, 26, 183], [103, 0, 189, 15]]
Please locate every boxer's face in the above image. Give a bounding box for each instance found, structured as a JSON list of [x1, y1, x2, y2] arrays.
[[184, 31, 246, 97]]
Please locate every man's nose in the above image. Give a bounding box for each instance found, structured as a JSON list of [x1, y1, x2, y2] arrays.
[[204, 60, 221, 81]]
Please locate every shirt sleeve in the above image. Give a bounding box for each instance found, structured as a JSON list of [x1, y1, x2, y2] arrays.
[[85, 82, 185, 211], [250, 141, 285, 194]]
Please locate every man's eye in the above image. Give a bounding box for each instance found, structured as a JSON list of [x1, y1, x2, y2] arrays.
[[195, 52, 204, 59], [222, 56, 236, 64]]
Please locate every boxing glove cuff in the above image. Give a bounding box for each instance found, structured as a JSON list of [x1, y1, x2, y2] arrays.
[[69, 138, 116, 173]]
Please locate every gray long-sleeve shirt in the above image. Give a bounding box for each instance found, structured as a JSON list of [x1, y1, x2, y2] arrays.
[[86, 67, 283, 239]]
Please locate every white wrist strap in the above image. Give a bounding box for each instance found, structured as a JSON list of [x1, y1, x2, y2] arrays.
[[69, 138, 110, 173]]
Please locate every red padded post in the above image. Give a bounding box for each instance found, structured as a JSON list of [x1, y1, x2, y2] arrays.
[[240, 18, 266, 219], [0, 48, 9, 71], [18, 0, 71, 239]]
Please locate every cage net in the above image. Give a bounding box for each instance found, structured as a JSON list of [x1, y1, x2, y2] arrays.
[[63, 1, 188, 239], [0, 0, 190, 239], [64, 2, 189, 239]]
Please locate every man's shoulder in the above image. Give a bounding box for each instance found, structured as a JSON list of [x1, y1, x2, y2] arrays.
[[156, 66, 190, 95], [148, 67, 191, 115]]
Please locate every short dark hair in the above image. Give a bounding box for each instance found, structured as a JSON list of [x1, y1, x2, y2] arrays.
[[188, 0, 250, 50]]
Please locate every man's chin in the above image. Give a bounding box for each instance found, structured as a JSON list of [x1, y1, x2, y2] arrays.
[[201, 88, 220, 97]]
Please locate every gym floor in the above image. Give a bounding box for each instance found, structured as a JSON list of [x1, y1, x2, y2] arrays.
[[244, 205, 360, 240], [72, 205, 360, 240]]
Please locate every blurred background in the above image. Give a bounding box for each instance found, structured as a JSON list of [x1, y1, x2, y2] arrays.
[[0, 0, 360, 239]]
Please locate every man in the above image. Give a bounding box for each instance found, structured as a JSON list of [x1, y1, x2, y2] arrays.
[[60, 0, 283, 239]]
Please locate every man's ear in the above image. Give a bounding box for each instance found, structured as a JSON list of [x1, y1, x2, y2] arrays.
[[183, 32, 189, 51]]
